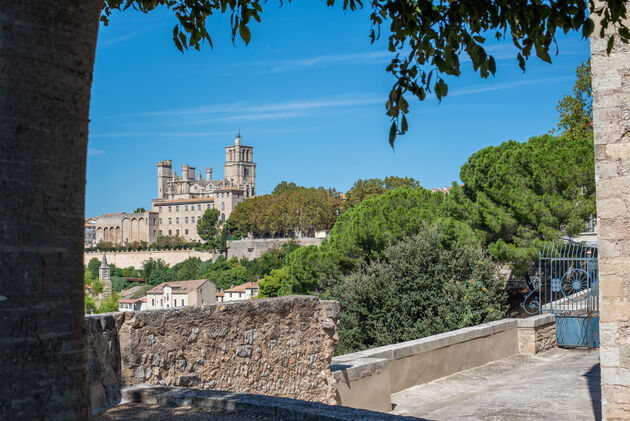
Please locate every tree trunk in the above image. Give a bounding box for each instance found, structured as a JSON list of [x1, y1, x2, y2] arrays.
[[0, 1, 101, 419]]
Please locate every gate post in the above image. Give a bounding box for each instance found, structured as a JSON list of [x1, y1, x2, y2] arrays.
[[591, 2, 630, 417]]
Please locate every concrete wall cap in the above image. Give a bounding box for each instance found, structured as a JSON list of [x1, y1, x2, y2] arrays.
[[517, 314, 555, 328], [335, 318, 519, 362], [331, 357, 389, 382]]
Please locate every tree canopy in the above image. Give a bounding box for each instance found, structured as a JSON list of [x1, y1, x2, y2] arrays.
[[102, 0, 628, 145], [452, 134, 595, 274], [197, 208, 221, 249], [343, 176, 420, 210], [229, 183, 339, 237], [556, 59, 593, 141], [330, 224, 507, 354]]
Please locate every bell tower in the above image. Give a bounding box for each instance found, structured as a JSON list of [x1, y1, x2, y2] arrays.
[[224, 131, 256, 196]]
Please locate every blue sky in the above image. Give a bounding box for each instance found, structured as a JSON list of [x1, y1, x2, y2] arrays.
[[87, 2, 591, 217]]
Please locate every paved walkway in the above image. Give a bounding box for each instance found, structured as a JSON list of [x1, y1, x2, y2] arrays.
[[391, 348, 600, 420]]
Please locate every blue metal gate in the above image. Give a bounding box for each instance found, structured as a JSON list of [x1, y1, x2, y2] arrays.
[[521, 242, 599, 348]]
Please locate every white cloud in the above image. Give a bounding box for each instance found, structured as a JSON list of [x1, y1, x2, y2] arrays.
[[138, 96, 383, 118], [450, 76, 570, 96], [270, 51, 391, 73]]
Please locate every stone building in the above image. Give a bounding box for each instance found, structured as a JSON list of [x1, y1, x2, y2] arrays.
[[145, 279, 216, 310], [93, 211, 159, 245], [85, 217, 96, 246], [152, 132, 256, 241]]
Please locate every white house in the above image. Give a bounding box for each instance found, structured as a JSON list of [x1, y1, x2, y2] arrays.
[[117, 296, 146, 312], [146, 279, 216, 310], [220, 280, 260, 302]]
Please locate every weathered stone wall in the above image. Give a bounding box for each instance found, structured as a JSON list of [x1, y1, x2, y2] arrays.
[[226, 238, 323, 260], [86, 314, 123, 415], [84, 249, 219, 269], [117, 296, 337, 404], [591, 3, 630, 418], [517, 314, 556, 355]]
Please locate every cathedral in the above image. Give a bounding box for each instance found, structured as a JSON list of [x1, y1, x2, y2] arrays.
[[92, 133, 256, 245], [151, 132, 257, 240]]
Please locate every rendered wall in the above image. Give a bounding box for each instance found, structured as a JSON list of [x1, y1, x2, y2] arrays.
[[84, 249, 219, 269], [591, 5, 630, 418], [332, 315, 556, 412]]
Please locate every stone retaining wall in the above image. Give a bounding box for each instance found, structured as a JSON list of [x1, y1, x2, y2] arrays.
[[84, 249, 219, 269], [226, 237, 323, 260], [86, 296, 339, 414], [332, 314, 556, 412]]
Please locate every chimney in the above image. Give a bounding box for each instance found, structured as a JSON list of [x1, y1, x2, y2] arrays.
[[205, 168, 212, 181]]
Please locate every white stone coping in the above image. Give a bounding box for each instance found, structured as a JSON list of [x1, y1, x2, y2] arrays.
[[516, 313, 555, 328], [331, 357, 389, 383]]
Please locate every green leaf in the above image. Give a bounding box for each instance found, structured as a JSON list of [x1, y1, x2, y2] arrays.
[[239, 25, 251, 45], [607, 35, 615, 54], [389, 122, 397, 148], [582, 18, 594, 38]]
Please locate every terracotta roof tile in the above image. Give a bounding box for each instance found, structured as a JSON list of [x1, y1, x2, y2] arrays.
[[147, 279, 210, 295]]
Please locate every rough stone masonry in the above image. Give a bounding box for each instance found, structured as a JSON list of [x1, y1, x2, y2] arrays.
[[111, 296, 338, 405], [591, 2, 630, 419]]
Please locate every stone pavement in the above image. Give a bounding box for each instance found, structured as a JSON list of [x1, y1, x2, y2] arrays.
[[391, 348, 600, 420]]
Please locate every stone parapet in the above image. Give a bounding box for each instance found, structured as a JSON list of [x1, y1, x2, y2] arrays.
[[86, 296, 339, 415], [84, 249, 219, 269], [333, 316, 556, 412]]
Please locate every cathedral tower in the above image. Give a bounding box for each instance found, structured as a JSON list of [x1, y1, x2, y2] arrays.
[[224, 132, 256, 196], [157, 160, 172, 199]]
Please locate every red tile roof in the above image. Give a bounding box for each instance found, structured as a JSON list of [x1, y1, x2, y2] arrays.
[[224, 280, 260, 293]]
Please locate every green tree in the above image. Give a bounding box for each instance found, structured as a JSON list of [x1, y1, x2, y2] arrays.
[[556, 60, 593, 141], [284, 187, 475, 294], [456, 134, 596, 274], [343, 176, 420, 210], [258, 267, 291, 297], [272, 181, 300, 195], [173, 257, 203, 281], [133, 207, 146, 213], [197, 208, 221, 249], [230, 186, 338, 238], [87, 257, 101, 279], [330, 224, 507, 354], [142, 258, 174, 286]]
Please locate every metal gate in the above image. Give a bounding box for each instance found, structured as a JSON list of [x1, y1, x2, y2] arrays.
[[521, 242, 599, 348]]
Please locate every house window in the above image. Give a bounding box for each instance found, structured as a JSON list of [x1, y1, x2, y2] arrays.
[[176, 205, 179, 211], [221, 214, 225, 222], [168, 206, 172, 212], [185, 217, 188, 224], [176, 229, 179, 235], [159, 218, 162, 224], [159, 208, 162, 213], [221, 202, 225, 210], [168, 230, 172, 235], [185, 205, 188, 211], [207, 204, 210, 209], [160, 299, 163, 306], [159, 230, 162, 235], [152, 299, 155, 306], [191, 216, 195, 223], [185, 229, 188, 235], [181, 299, 184, 306], [175, 217, 179, 224], [198, 205, 201, 211]]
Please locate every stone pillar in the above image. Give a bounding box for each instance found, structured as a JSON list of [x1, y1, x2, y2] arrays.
[[591, 5, 630, 418]]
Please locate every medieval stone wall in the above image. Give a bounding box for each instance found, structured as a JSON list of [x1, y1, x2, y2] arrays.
[[591, 3, 630, 418], [85, 296, 339, 414]]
